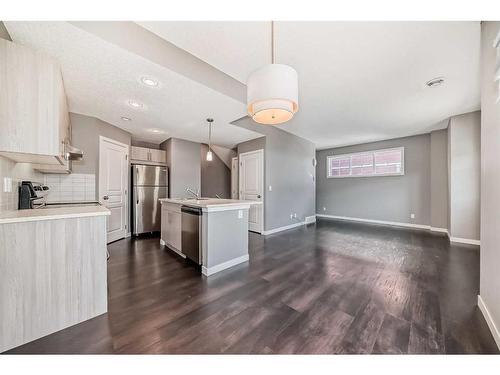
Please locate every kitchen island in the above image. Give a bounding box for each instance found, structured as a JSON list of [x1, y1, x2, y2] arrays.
[[0, 204, 110, 352], [160, 198, 260, 276]]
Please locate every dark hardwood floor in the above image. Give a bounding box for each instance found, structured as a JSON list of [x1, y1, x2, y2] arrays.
[[6, 219, 499, 354]]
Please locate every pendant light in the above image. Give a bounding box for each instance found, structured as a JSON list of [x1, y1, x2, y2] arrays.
[[247, 21, 298, 125], [206, 118, 213, 161]]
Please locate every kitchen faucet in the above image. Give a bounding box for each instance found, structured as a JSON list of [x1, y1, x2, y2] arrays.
[[186, 187, 200, 199]]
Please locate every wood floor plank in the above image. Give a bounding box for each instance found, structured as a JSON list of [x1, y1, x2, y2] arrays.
[[5, 220, 499, 354], [372, 314, 411, 354]]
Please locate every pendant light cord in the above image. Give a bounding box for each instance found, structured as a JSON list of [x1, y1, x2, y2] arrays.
[[208, 121, 212, 151], [271, 20, 275, 64]]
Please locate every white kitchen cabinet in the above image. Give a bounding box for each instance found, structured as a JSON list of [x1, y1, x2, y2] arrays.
[[130, 146, 150, 162], [150, 149, 167, 164], [130, 146, 167, 165], [0, 38, 70, 165], [161, 202, 182, 253]]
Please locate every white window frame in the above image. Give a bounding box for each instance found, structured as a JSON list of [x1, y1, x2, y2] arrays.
[[326, 146, 405, 178]]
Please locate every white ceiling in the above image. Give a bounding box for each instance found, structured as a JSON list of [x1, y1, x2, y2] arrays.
[[4, 21, 262, 148], [139, 21, 481, 149], [5, 21, 481, 150]]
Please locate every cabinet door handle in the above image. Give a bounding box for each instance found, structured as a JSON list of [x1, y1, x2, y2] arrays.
[[103, 195, 109, 200]]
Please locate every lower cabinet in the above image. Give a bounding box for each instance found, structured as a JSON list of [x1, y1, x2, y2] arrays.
[[161, 203, 182, 252]]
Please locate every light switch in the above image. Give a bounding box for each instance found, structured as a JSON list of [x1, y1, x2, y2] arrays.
[[3, 177, 12, 193], [238, 210, 243, 219], [268, 185, 272, 192], [410, 213, 415, 219]]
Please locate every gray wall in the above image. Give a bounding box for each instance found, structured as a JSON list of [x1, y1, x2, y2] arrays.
[[480, 21, 500, 345], [316, 134, 432, 226], [70, 113, 132, 200], [161, 138, 201, 198], [237, 137, 266, 155], [131, 140, 161, 149], [430, 129, 449, 229], [448, 111, 481, 240], [234, 118, 316, 232], [200, 144, 231, 198]]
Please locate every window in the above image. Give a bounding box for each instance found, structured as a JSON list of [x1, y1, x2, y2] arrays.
[[327, 147, 404, 178]]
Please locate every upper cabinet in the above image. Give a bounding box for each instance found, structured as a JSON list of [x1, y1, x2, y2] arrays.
[[131, 146, 167, 165], [0, 38, 70, 165]]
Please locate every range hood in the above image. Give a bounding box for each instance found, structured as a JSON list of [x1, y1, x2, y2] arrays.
[[64, 141, 84, 161]]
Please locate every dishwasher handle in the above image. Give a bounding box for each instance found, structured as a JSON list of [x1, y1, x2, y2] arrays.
[[181, 206, 202, 215]]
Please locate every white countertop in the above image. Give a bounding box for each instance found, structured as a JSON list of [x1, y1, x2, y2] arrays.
[[160, 198, 262, 210], [0, 205, 110, 224]]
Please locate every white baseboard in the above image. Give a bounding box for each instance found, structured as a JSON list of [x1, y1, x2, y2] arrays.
[[449, 236, 481, 246], [202, 254, 249, 276], [262, 221, 306, 235], [316, 214, 430, 230], [478, 295, 500, 350], [305, 215, 317, 224], [430, 227, 449, 234], [317, 214, 481, 246]]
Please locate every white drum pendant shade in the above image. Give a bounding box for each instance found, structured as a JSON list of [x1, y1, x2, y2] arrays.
[[247, 64, 298, 125]]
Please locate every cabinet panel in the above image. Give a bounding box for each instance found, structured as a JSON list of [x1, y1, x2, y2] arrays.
[[150, 149, 167, 163], [161, 206, 169, 244], [0, 39, 68, 159], [169, 211, 182, 251], [130, 146, 150, 161]]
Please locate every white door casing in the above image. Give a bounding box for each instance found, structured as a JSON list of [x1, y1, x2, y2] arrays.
[[231, 156, 239, 199], [99, 136, 129, 243], [239, 149, 264, 233]]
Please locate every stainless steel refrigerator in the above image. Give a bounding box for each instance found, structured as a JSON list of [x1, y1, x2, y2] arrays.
[[132, 164, 168, 235]]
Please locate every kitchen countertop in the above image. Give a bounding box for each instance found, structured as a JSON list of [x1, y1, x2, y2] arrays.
[[0, 205, 110, 224], [160, 198, 262, 210]]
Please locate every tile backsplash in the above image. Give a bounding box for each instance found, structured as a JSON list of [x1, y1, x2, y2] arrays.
[[0, 156, 43, 212], [44, 173, 96, 203]]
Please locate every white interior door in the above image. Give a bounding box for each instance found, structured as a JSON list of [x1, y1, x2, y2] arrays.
[[231, 157, 239, 199], [239, 149, 264, 233], [99, 136, 129, 243]]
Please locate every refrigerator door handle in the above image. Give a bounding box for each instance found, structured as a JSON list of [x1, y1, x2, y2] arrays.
[[136, 186, 139, 204]]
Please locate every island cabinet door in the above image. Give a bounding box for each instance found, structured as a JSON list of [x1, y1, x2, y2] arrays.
[[161, 205, 169, 244], [168, 210, 182, 251]]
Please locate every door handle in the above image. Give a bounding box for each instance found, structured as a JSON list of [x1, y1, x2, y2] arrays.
[[103, 195, 109, 200], [257, 194, 261, 198]]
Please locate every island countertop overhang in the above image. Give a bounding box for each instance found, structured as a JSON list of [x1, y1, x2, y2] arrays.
[[159, 198, 261, 212]]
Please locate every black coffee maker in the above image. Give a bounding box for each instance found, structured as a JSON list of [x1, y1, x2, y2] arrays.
[[18, 181, 40, 209]]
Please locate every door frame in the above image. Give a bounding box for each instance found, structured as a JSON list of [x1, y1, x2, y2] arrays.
[[231, 156, 239, 199], [98, 136, 130, 242], [239, 149, 264, 234]]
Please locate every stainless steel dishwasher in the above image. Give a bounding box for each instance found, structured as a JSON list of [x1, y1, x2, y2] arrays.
[[181, 206, 202, 264]]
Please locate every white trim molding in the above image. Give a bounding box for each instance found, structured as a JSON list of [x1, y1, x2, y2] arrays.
[[478, 295, 500, 350], [202, 254, 249, 276], [305, 215, 317, 224], [316, 214, 430, 230], [430, 227, 449, 234], [449, 237, 480, 246], [262, 221, 306, 235], [317, 214, 480, 246]]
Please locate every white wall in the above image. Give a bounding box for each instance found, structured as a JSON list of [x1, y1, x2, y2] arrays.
[[479, 21, 500, 349], [448, 111, 481, 241]]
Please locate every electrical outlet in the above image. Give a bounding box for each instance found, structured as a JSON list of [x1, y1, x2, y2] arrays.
[[410, 213, 415, 219], [238, 210, 243, 219], [269, 185, 272, 192], [290, 213, 293, 220], [294, 213, 297, 218], [323, 207, 326, 211]]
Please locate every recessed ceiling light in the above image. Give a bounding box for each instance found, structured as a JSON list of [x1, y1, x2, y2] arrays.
[[426, 77, 445, 88], [148, 128, 165, 134], [140, 76, 159, 87], [128, 100, 144, 109], [121, 116, 131, 121]]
